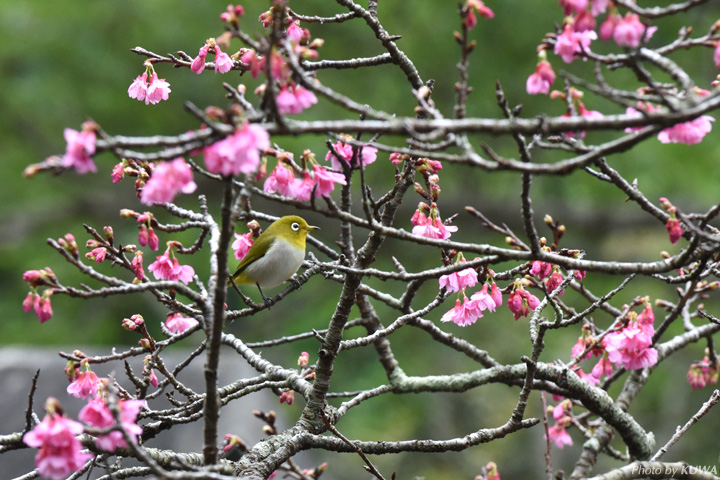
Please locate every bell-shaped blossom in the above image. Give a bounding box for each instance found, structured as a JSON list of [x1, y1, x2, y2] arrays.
[[554, 25, 597, 64], [489, 282, 503, 307], [440, 296, 485, 327], [23, 407, 92, 480], [573, 10, 596, 32], [286, 20, 310, 43], [530, 260, 553, 280], [145, 73, 171, 105], [591, 0, 609, 16], [240, 49, 265, 78], [79, 397, 144, 452], [604, 323, 658, 370], [34, 295, 54, 323], [507, 286, 540, 320], [276, 84, 318, 115], [312, 164, 347, 197], [526, 60, 556, 95], [67, 370, 100, 399], [128, 72, 149, 102], [140, 158, 197, 205], [591, 355, 614, 380], [463, 0, 494, 30], [131, 251, 144, 280], [204, 123, 270, 177], [165, 313, 199, 335], [411, 208, 458, 240], [325, 137, 378, 170], [148, 251, 195, 285], [214, 46, 234, 73], [62, 128, 97, 174], [232, 232, 254, 260], [546, 423, 573, 449], [546, 271, 565, 295], [686, 358, 719, 389], [599, 12, 621, 41], [715, 42, 720, 70], [612, 13, 657, 49], [293, 171, 316, 201], [470, 283, 498, 312], [191, 44, 210, 74], [264, 163, 298, 198], [559, 0, 588, 15], [439, 262, 478, 293], [657, 115, 714, 145]]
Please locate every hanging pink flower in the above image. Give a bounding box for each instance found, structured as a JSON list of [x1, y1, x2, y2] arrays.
[[264, 163, 298, 197], [62, 128, 97, 174], [232, 232, 254, 260], [599, 13, 621, 41], [204, 123, 270, 177], [165, 313, 199, 334], [546, 423, 573, 449], [612, 13, 657, 49], [591, 355, 614, 380], [148, 250, 195, 285], [23, 405, 92, 480], [604, 323, 658, 370], [439, 262, 478, 293], [559, 0, 588, 15], [140, 158, 197, 205], [325, 136, 378, 170], [657, 115, 714, 145], [507, 286, 540, 320], [554, 24, 597, 64], [526, 60, 556, 95], [191, 44, 210, 74], [79, 397, 144, 452], [131, 251, 144, 280], [34, 295, 54, 323], [145, 73, 171, 105], [440, 296, 485, 327], [67, 370, 100, 399], [530, 260, 553, 280], [240, 49, 265, 78], [312, 164, 347, 197], [463, 0, 494, 30], [715, 42, 720, 70], [214, 46, 234, 74], [470, 283, 498, 312], [276, 84, 318, 115]]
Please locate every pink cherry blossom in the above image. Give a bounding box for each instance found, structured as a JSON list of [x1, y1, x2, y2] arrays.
[[23, 292, 38, 313], [574, 10, 596, 33], [546, 271, 564, 295], [293, 171, 316, 201], [264, 163, 298, 197], [62, 128, 97, 174], [145, 73, 171, 105], [240, 50, 265, 78], [590, 0, 609, 16], [591, 355, 614, 379], [439, 263, 478, 293], [530, 260, 553, 280], [564, 103, 604, 138], [464, 0, 494, 30], [507, 287, 540, 320], [665, 218, 683, 244], [554, 25, 597, 64], [111, 162, 125, 183], [79, 397, 144, 452], [546, 424, 573, 449], [657, 115, 714, 145], [148, 251, 195, 285], [232, 232, 254, 260], [612, 13, 657, 49], [165, 313, 199, 334], [715, 42, 720, 70], [526, 60, 556, 95], [440, 296, 485, 327], [312, 164, 347, 197], [286, 21, 309, 43], [412, 216, 458, 240], [131, 251, 144, 280], [191, 44, 210, 74], [214, 46, 234, 74], [325, 138, 378, 170], [599, 13, 621, 41], [34, 296, 53, 323], [204, 123, 271, 177], [604, 323, 658, 370], [128, 72, 149, 101], [559, 0, 588, 15], [220, 4, 244, 23], [86, 247, 107, 263], [489, 282, 503, 307], [67, 370, 100, 399], [470, 283, 498, 312], [23, 409, 92, 480], [140, 158, 197, 205]]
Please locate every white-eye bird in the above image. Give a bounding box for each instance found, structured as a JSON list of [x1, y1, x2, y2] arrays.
[[229, 215, 319, 307]]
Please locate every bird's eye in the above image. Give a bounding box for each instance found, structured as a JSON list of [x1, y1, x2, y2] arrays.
[[291, 222, 300, 232]]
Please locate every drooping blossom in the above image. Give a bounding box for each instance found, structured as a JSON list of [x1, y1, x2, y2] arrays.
[[573, 10, 596, 33], [440, 296, 485, 327], [325, 136, 378, 170], [145, 73, 172, 105], [463, 0, 494, 30], [264, 163, 298, 197], [489, 282, 503, 307], [686, 357, 719, 389], [545, 271, 565, 295], [604, 317, 658, 370], [286, 20, 310, 43], [204, 123, 270, 177], [23, 400, 92, 480], [191, 44, 210, 74], [554, 24, 597, 64], [530, 260, 553, 280], [214, 46, 234, 74], [140, 158, 197, 205], [590, 0, 609, 16], [34, 295, 54, 323], [485, 462, 500, 480], [665, 218, 683, 244], [599, 13, 621, 41], [148, 250, 195, 285], [591, 355, 614, 380], [526, 60, 556, 95], [128, 72, 149, 102], [715, 42, 720, 70], [62, 128, 97, 174], [411, 206, 458, 240], [507, 285, 540, 320], [546, 423, 573, 449], [559, 0, 588, 15], [312, 164, 347, 197], [166, 313, 200, 335], [232, 232, 254, 260], [612, 13, 657, 49], [220, 4, 244, 23], [67, 369, 100, 399], [85, 247, 107, 263], [131, 251, 144, 280], [276, 84, 318, 115], [137, 212, 160, 250], [470, 283, 498, 312], [439, 260, 478, 293], [657, 115, 714, 145], [79, 397, 144, 452], [575, 367, 600, 386]]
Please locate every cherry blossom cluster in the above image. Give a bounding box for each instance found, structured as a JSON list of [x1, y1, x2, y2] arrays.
[[438, 258, 503, 327], [686, 351, 720, 389], [128, 61, 172, 105], [147, 241, 196, 285], [263, 147, 348, 201]]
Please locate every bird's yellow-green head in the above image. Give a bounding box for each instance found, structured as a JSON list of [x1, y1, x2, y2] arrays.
[[229, 216, 319, 292]]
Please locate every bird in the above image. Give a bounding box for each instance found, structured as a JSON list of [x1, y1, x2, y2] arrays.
[[228, 215, 319, 308]]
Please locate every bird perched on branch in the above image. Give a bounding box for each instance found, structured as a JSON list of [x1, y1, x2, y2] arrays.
[[229, 215, 318, 308]]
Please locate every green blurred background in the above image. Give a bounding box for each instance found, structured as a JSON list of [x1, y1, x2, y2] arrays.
[[2, 1, 720, 478]]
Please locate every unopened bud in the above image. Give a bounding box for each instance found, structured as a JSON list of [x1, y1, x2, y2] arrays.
[[544, 214, 553, 226], [138, 338, 152, 350], [298, 351, 310, 368], [103, 226, 114, 243], [86, 239, 101, 249], [414, 182, 426, 196], [120, 209, 139, 219]]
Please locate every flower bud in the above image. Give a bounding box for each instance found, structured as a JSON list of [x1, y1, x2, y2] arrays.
[[138, 338, 152, 350], [120, 209, 139, 219], [298, 351, 310, 368]]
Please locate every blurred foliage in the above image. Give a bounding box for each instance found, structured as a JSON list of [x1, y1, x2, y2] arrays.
[[2, 1, 720, 479]]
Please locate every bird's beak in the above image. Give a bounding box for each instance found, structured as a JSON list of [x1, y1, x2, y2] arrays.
[[307, 225, 320, 231]]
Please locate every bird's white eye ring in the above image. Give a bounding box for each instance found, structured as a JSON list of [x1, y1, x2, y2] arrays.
[[291, 222, 300, 231]]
